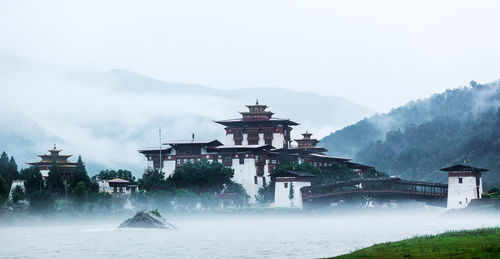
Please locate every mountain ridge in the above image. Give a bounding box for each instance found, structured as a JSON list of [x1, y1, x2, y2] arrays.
[[0, 53, 374, 175]]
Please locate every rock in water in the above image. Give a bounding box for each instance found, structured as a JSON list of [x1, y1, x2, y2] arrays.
[[119, 210, 176, 229]]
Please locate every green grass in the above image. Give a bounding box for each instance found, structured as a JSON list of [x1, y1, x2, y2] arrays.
[[330, 228, 500, 259]]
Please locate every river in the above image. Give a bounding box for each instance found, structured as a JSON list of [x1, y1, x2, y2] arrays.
[[1, 208, 499, 258]]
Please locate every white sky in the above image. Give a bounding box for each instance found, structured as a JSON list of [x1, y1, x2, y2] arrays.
[[1, 0, 499, 112]]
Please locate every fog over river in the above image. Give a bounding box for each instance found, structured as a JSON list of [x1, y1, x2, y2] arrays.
[[1, 209, 499, 258]]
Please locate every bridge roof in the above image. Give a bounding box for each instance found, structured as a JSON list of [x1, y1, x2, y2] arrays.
[[301, 177, 447, 192], [439, 164, 489, 173]]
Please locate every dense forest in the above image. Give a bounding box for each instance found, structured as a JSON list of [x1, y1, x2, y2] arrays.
[[321, 80, 500, 189]]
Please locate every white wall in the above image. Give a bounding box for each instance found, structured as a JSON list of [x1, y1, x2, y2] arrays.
[[98, 180, 111, 193], [258, 133, 265, 145], [146, 160, 154, 168], [272, 133, 284, 148], [447, 175, 482, 209], [225, 133, 235, 145], [8, 180, 25, 199], [230, 157, 261, 203], [40, 169, 49, 178], [273, 178, 310, 209], [162, 160, 177, 178]]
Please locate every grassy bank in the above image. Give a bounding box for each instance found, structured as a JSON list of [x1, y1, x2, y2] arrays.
[[331, 228, 500, 259]]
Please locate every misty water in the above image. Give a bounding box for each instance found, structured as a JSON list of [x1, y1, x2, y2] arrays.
[[1, 208, 500, 258]]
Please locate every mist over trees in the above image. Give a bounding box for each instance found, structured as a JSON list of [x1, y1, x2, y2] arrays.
[[133, 160, 247, 211], [322, 80, 500, 157], [321, 80, 500, 189]]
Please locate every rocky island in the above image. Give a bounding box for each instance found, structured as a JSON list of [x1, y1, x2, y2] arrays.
[[119, 210, 176, 229]]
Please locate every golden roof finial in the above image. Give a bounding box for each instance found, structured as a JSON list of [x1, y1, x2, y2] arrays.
[[256, 99, 259, 105], [53, 144, 56, 150]]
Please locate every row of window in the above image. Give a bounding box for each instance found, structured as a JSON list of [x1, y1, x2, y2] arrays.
[[176, 158, 204, 165], [233, 130, 274, 139], [254, 176, 266, 185]]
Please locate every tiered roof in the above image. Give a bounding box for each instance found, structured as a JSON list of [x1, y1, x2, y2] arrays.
[[294, 131, 320, 149], [215, 100, 299, 126], [440, 164, 489, 173], [239, 100, 275, 121], [27, 144, 76, 166]]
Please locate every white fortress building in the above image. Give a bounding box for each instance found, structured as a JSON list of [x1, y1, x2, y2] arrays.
[[138, 101, 374, 207], [440, 164, 489, 209], [273, 171, 315, 208]]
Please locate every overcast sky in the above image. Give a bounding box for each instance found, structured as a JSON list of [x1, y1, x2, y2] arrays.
[[1, 0, 499, 112]]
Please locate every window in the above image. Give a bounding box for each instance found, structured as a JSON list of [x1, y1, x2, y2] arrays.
[[223, 155, 232, 166], [234, 130, 243, 140], [254, 176, 258, 184], [248, 130, 259, 145], [458, 178, 463, 184], [264, 130, 273, 139], [239, 156, 245, 164], [284, 183, 288, 188]]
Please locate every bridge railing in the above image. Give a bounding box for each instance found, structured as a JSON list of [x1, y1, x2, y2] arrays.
[[301, 178, 447, 200]]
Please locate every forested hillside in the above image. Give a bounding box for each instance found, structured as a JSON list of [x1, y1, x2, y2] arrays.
[[321, 80, 500, 189]]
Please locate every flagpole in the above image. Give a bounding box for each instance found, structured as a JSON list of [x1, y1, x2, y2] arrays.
[[159, 128, 162, 172]]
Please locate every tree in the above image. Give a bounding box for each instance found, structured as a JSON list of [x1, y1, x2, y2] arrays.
[[0, 152, 8, 178], [173, 188, 199, 210], [0, 175, 8, 204], [167, 160, 234, 194], [93, 169, 136, 183], [139, 168, 168, 192], [223, 182, 250, 207], [256, 181, 275, 204], [12, 185, 25, 203], [29, 190, 56, 213], [70, 156, 91, 191], [312, 162, 359, 185], [20, 166, 44, 196], [72, 181, 88, 204], [0, 152, 18, 188], [46, 158, 65, 196], [288, 182, 294, 207], [8, 156, 18, 182], [199, 192, 218, 209]]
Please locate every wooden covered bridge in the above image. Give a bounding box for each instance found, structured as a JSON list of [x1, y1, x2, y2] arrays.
[[301, 177, 448, 208]]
